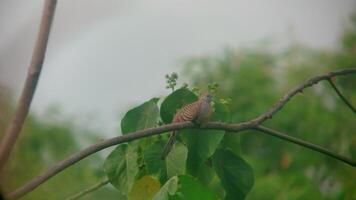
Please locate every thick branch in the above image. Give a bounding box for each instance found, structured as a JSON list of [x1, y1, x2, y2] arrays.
[[7, 122, 356, 199], [65, 179, 109, 200], [327, 79, 356, 114], [0, 0, 57, 171], [6, 121, 252, 200], [254, 125, 356, 166], [67, 124, 356, 199], [6, 68, 356, 199]]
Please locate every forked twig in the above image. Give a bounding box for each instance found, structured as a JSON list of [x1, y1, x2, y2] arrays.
[[327, 78, 356, 113]]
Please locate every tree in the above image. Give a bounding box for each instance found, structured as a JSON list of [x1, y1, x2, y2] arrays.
[[1, 2, 355, 200]]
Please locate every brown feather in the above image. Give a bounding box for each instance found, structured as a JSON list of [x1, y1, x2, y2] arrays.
[[161, 99, 208, 159]]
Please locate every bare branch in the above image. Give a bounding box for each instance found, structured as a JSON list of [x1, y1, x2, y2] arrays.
[[6, 68, 356, 199], [254, 125, 356, 166], [65, 179, 109, 200], [327, 79, 356, 114], [251, 68, 356, 124], [0, 0, 57, 171]]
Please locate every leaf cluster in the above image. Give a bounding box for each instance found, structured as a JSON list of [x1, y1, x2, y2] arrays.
[[104, 88, 254, 200]]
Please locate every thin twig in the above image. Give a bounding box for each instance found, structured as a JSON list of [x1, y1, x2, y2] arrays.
[[327, 79, 356, 114], [6, 68, 356, 199], [254, 125, 356, 166], [66, 179, 109, 200], [0, 0, 57, 171]]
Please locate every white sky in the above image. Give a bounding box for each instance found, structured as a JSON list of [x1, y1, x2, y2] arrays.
[[0, 0, 355, 136]]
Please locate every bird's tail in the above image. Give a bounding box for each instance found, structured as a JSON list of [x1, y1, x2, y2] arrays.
[[161, 131, 177, 160]]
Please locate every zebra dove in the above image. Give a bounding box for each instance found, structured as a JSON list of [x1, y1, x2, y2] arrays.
[[161, 93, 213, 159]]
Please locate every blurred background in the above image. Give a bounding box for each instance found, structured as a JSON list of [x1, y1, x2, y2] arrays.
[[0, 0, 355, 199]]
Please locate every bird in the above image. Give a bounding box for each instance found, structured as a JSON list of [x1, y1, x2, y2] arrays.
[[161, 93, 213, 159]]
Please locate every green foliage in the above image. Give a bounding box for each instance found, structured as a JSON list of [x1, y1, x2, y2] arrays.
[[160, 88, 198, 123], [152, 175, 178, 200], [180, 101, 230, 176], [129, 176, 161, 200], [165, 72, 179, 91], [121, 98, 160, 134], [191, 87, 200, 95], [104, 144, 139, 195], [165, 143, 188, 178], [105, 98, 162, 195], [0, 107, 114, 200], [153, 175, 217, 200], [341, 12, 356, 52], [208, 82, 219, 95], [105, 87, 252, 199], [143, 140, 167, 182], [213, 149, 254, 200], [4, 13, 356, 200], [181, 18, 356, 199]]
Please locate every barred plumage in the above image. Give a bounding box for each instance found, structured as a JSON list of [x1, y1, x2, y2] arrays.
[[172, 101, 201, 123], [161, 94, 213, 159]]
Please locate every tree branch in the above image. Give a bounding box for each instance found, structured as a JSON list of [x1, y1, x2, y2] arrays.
[[6, 68, 356, 199], [254, 125, 356, 166], [327, 78, 356, 114], [5, 121, 252, 200], [251, 68, 356, 124], [66, 123, 356, 200], [65, 179, 109, 200], [0, 0, 57, 171]]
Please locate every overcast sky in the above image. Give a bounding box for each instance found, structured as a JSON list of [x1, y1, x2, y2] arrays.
[[0, 0, 355, 136]]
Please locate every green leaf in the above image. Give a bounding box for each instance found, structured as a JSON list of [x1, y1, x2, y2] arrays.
[[216, 97, 241, 155], [212, 149, 254, 200], [222, 133, 242, 155], [128, 176, 161, 200], [160, 88, 197, 123], [152, 176, 179, 200], [181, 101, 230, 175], [196, 162, 225, 199], [166, 143, 188, 178], [171, 176, 217, 200], [153, 175, 217, 200], [104, 144, 139, 195], [143, 140, 167, 182], [121, 98, 160, 134]]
